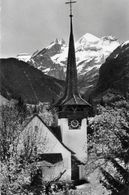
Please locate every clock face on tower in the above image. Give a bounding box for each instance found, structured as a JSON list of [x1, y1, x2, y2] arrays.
[[69, 119, 81, 129]]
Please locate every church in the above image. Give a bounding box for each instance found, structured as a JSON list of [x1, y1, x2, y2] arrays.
[[20, 0, 91, 181]]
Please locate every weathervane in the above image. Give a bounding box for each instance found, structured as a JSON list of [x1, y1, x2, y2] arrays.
[[65, 0, 77, 17]]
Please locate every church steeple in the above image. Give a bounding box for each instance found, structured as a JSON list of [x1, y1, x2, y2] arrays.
[[63, 14, 78, 100], [54, 1, 90, 107], [52, 1, 91, 171]]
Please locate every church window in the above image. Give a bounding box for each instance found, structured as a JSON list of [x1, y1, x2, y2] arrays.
[[34, 125, 38, 133]]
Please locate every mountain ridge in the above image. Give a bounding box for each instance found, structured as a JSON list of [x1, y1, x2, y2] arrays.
[[0, 58, 65, 104], [27, 33, 120, 94], [1, 34, 128, 105]]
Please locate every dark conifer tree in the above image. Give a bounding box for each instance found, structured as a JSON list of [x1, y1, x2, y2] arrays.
[[16, 96, 27, 122]]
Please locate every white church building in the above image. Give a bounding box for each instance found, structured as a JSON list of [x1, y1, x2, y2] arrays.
[[21, 1, 91, 181]]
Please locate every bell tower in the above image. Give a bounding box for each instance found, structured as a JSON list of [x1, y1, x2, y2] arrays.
[[53, 0, 91, 164]]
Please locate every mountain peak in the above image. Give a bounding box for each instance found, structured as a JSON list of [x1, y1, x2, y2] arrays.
[[47, 38, 66, 49], [79, 33, 100, 44]]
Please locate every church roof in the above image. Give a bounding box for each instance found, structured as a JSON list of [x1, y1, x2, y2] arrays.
[[55, 94, 91, 106], [49, 126, 62, 142]]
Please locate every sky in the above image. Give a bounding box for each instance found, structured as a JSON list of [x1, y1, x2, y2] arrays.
[[1, 0, 129, 58]]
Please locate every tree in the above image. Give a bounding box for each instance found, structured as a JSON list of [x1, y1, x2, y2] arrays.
[[0, 103, 68, 195], [0, 103, 40, 194], [87, 97, 129, 194], [100, 107, 129, 195]]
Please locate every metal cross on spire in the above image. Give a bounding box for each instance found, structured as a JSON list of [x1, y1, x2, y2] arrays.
[[65, 0, 77, 17]]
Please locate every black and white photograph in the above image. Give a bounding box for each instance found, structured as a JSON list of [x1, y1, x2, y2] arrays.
[[0, 0, 129, 194]]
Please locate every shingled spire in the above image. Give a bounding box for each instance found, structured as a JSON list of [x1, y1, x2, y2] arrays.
[[53, 2, 90, 107], [63, 0, 78, 102], [64, 16, 78, 97]]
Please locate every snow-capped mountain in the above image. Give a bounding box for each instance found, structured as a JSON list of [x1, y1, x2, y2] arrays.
[[17, 53, 31, 62], [29, 33, 120, 94], [1, 39, 128, 105]]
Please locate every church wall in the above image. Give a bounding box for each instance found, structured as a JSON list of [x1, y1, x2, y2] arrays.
[[19, 116, 72, 181], [58, 118, 87, 162]]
